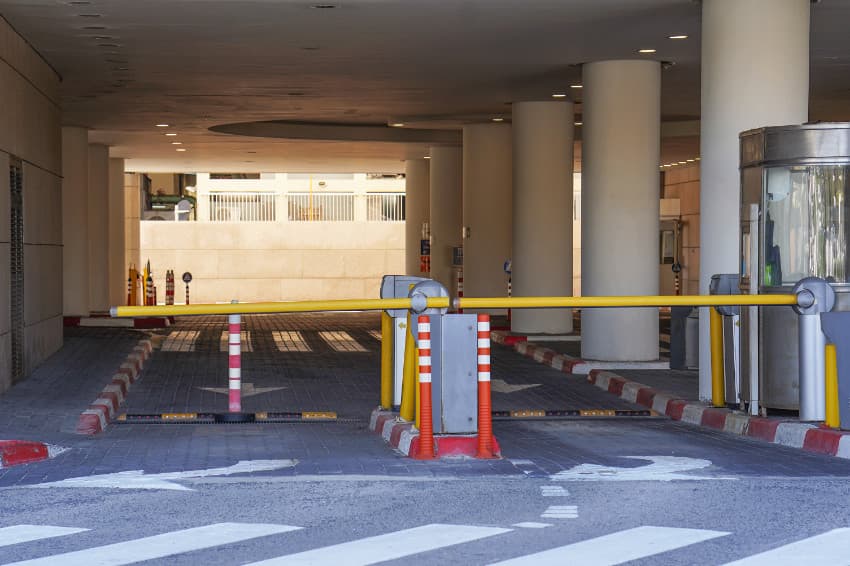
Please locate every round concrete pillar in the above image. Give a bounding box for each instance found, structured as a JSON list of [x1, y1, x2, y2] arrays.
[[581, 60, 661, 361], [698, 0, 810, 399], [463, 123, 512, 312], [511, 101, 574, 334], [108, 158, 126, 307], [62, 127, 89, 317], [88, 144, 110, 313], [404, 159, 430, 277], [428, 146, 463, 290]]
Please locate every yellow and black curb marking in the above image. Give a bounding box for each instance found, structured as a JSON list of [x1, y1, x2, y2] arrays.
[[492, 409, 656, 419], [115, 411, 338, 424]]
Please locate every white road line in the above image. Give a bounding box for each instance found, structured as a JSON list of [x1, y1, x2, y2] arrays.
[[541, 505, 578, 518], [512, 523, 553, 529], [723, 528, 850, 566], [5, 523, 300, 566], [246, 523, 511, 566], [540, 486, 569, 497], [490, 525, 729, 566], [0, 526, 88, 548]]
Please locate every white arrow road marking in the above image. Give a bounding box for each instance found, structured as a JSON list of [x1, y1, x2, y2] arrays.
[[198, 383, 286, 397], [550, 456, 735, 482], [723, 528, 850, 566], [0, 526, 89, 548], [541, 505, 578, 519], [245, 524, 512, 566], [490, 525, 730, 566], [5, 523, 300, 566], [24, 459, 297, 491], [491, 379, 541, 394]]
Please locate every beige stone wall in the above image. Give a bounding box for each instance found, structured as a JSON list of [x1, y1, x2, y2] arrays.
[[0, 18, 63, 392], [663, 163, 701, 295], [140, 222, 405, 303]]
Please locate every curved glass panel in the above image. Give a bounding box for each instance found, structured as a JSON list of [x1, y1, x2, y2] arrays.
[[764, 165, 848, 286]]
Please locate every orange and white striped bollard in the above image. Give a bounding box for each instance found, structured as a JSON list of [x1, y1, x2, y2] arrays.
[[477, 313, 495, 458], [415, 315, 435, 459], [228, 305, 242, 412]]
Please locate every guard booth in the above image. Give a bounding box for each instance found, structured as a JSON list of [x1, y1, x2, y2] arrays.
[[380, 276, 478, 433], [739, 123, 850, 418]]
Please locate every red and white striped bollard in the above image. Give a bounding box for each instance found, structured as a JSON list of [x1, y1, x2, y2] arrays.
[[477, 313, 495, 458], [228, 301, 241, 413], [456, 269, 464, 314], [415, 315, 435, 459]]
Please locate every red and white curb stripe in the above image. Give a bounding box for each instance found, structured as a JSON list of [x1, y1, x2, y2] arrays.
[[584, 368, 850, 459], [0, 441, 69, 468], [76, 338, 154, 435], [369, 408, 501, 459], [228, 314, 242, 413], [492, 331, 585, 374]]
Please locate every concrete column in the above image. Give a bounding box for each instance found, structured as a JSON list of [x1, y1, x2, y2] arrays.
[[463, 123, 512, 312], [87, 144, 110, 313], [108, 158, 126, 307], [511, 101, 573, 334], [428, 146, 463, 289], [581, 60, 661, 361], [405, 159, 430, 276], [699, 0, 810, 399], [62, 127, 89, 317]]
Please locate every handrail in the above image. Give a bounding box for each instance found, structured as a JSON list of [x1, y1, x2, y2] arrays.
[[455, 294, 799, 309]]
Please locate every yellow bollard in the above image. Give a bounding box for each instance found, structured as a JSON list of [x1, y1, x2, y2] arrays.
[[710, 307, 725, 407], [380, 312, 393, 410], [826, 344, 840, 429], [399, 311, 417, 422]]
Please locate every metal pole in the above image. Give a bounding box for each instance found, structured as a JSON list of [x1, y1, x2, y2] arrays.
[[793, 278, 836, 422], [476, 314, 495, 459], [399, 310, 417, 422], [748, 203, 760, 415], [825, 344, 840, 428], [380, 311, 393, 410], [414, 315, 435, 459], [228, 301, 241, 413], [710, 307, 725, 407]]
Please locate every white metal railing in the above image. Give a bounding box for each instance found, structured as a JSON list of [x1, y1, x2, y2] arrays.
[[208, 192, 276, 222], [288, 193, 355, 221], [366, 193, 406, 222]]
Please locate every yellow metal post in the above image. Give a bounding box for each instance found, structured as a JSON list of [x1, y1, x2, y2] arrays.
[[710, 306, 725, 407], [380, 312, 393, 410], [825, 343, 840, 429], [399, 311, 417, 422]]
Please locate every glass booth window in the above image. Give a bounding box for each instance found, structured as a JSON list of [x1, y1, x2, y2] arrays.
[[764, 165, 848, 286]]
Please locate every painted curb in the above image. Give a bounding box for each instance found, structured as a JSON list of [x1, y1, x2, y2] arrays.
[[76, 338, 155, 435], [0, 441, 68, 468], [369, 408, 501, 459], [493, 330, 850, 460]]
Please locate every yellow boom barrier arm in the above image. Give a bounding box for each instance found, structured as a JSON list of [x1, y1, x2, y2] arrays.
[[456, 294, 798, 309]]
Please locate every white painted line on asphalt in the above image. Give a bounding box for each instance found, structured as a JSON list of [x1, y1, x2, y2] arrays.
[[246, 524, 512, 565], [490, 525, 729, 566], [6, 523, 300, 566], [512, 523, 552, 529], [0, 526, 89, 548], [540, 505, 578, 519], [540, 486, 569, 497], [723, 528, 850, 565]]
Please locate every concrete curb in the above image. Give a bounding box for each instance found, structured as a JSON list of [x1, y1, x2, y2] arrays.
[[369, 408, 501, 458], [0, 441, 68, 468], [494, 330, 850, 460], [76, 338, 155, 435], [63, 316, 171, 329]]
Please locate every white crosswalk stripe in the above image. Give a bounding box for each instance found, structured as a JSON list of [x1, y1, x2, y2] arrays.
[[722, 528, 850, 566], [540, 505, 579, 519], [4, 523, 300, 566], [0, 526, 88, 548], [245, 523, 511, 566], [490, 525, 729, 566]]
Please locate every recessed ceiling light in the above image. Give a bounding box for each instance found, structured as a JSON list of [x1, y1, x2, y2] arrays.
[[574, 122, 583, 126], [165, 133, 177, 136], [171, 142, 182, 145], [686, 159, 695, 162], [570, 84, 583, 89], [423, 156, 431, 160], [78, 13, 102, 18], [492, 117, 504, 122], [552, 93, 567, 98], [638, 49, 657, 54], [668, 35, 688, 40], [97, 43, 121, 48], [156, 124, 169, 127], [678, 161, 687, 164], [390, 122, 404, 127], [176, 148, 187, 152], [695, 157, 701, 161]]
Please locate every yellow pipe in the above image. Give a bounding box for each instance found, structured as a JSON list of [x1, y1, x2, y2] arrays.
[[380, 312, 393, 410], [112, 297, 451, 318], [825, 344, 840, 429], [399, 311, 416, 422], [710, 307, 725, 408], [456, 294, 798, 309]]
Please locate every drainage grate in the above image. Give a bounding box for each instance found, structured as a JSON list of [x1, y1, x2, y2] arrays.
[[9, 159, 24, 383]]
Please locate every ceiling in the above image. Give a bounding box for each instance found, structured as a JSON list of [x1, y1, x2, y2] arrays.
[[1, 0, 848, 173]]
